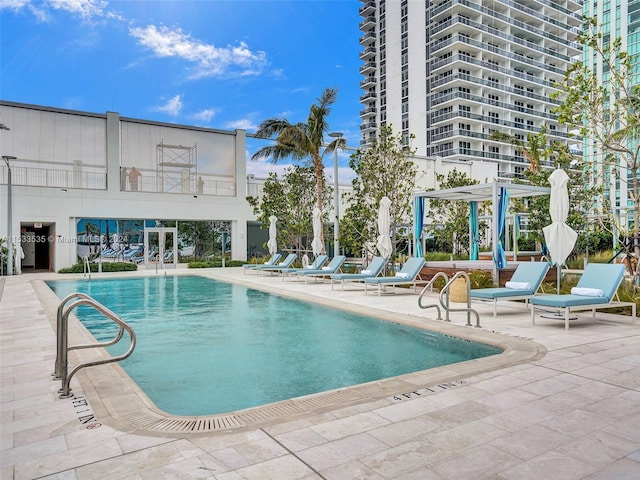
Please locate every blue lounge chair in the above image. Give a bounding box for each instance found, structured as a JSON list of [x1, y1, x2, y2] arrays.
[[330, 256, 388, 291], [256, 253, 298, 275], [364, 257, 426, 295], [243, 253, 282, 274], [469, 261, 550, 318], [294, 255, 346, 283], [530, 263, 636, 330], [278, 254, 329, 280]]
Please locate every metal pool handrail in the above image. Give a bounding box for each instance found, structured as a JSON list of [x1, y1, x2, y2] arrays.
[[82, 255, 91, 279], [439, 271, 481, 328], [53, 292, 136, 398], [418, 271, 450, 321]]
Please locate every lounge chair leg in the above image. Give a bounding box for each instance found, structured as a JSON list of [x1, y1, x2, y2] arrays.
[[565, 309, 570, 331], [493, 300, 497, 318], [531, 306, 535, 326]]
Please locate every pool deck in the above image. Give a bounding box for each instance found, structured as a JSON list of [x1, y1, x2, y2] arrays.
[[1, 267, 639, 479]]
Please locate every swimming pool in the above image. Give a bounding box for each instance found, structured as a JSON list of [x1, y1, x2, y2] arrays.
[[47, 275, 502, 416]]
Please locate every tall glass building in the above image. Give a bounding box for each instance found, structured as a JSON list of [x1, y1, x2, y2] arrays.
[[582, 0, 638, 231]]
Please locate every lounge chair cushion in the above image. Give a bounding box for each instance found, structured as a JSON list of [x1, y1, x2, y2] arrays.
[[530, 294, 610, 307], [469, 262, 548, 300], [529, 263, 626, 309], [573, 263, 626, 300]]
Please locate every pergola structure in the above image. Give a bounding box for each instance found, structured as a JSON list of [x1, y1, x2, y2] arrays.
[[413, 182, 551, 283]]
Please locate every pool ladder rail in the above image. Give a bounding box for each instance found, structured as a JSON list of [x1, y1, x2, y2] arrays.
[[82, 255, 91, 279], [418, 271, 481, 328], [52, 292, 136, 398]]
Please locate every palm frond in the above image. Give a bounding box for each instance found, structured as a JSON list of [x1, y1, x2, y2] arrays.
[[254, 118, 293, 139]]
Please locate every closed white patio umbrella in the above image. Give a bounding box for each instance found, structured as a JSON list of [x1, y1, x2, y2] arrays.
[[311, 207, 324, 257], [267, 215, 278, 256], [376, 196, 393, 259], [542, 168, 578, 293]]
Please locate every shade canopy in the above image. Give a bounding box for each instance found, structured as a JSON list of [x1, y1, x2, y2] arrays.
[[414, 181, 551, 283]]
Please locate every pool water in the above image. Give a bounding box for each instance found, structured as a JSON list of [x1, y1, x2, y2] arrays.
[[47, 276, 502, 416]]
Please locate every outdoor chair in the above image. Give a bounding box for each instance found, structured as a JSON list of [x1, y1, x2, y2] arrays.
[[530, 263, 636, 330], [330, 256, 388, 290], [255, 253, 297, 275], [363, 257, 426, 295], [469, 261, 550, 317], [243, 253, 282, 274], [294, 255, 347, 283]]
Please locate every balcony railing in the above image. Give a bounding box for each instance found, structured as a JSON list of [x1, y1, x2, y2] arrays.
[[0, 165, 236, 196], [430, 34, 566, 75], [0, 165, 107, 190], [431, 15, 576, 61]]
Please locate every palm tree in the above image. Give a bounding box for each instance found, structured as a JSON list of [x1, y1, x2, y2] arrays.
[[251, 87, 345, 250], [489, 128, 548, 173]]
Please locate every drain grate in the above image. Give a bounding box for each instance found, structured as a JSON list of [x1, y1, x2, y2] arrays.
[[118, 409, 246, 433]]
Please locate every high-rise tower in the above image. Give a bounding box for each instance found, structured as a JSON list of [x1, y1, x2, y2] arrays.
[[581, 0, 638, 232], [359, 0, 582, 180]]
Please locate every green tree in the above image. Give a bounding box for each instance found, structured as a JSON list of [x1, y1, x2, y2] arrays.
[[178, 221, 214, 259], [251, 88, 345, 252], [552, 17, 640, 278], [489, 128, 548, 173], [341, 125, 417, 263], [489, 127, 599, 251], [521, 141, 597, 250], [425, 169, 480, 256], [247, 164, 331, 256]]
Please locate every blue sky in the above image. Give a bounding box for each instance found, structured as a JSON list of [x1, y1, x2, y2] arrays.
[[0, 0, 363, 180]]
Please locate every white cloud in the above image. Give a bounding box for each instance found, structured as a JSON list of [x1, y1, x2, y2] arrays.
[[0, 0, 30, 10], [245, 154, 290, 179], [192, 108, 216, 124], [226, 118, 258, 132], [154, 94, 183, 116], [48, 0, 107, 17], [1, 0, 123, 22], [129, 24, 268, 79]]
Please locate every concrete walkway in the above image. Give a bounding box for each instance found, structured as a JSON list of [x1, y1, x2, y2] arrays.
[[1, 268, 638, 479]]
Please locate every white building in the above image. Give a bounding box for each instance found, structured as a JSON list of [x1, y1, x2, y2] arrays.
[[0, 100, 253, 272], [359, 0, 582, 180]]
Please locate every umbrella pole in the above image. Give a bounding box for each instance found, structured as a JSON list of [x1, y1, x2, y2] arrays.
[[541, 262, 577, 321]]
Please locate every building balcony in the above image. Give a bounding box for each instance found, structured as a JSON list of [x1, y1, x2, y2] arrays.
[[359, 30, 376, 45], [359, 91, 377, 102], [359, 15, 375, 31], [360, 76, 376, 88], [360, 106, 377, 117], [360, 121, 377, 132], [359, 0, 375, 16], [359, 45, 376, 60], [359, 61, 377, 74]]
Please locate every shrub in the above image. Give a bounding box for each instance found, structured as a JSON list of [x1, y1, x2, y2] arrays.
[[58, 262, 138, 273], [188, 260, 244, 268]]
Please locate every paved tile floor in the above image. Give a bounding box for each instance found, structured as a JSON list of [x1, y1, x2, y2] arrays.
[[1, 268, 638, 479]]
